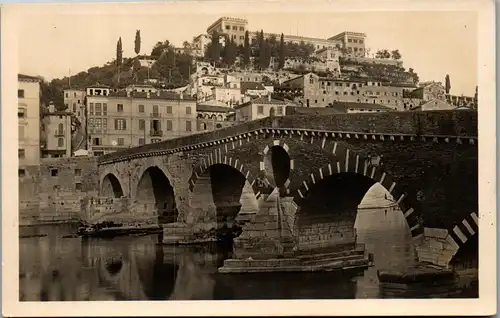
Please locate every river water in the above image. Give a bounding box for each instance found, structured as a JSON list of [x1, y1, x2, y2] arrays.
[[19, 186, 478, 301]]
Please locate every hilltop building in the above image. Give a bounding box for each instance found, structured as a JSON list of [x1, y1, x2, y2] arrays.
[[18, 74, 41, 168]]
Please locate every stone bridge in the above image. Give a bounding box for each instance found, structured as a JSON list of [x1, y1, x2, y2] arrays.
[[95, 111, 478, 270]]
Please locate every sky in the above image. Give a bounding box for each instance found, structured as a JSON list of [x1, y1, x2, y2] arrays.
[[18, 9, 477, 96]]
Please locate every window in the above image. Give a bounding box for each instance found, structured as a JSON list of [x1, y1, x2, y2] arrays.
[[18, 108, 26, 118], [58, 138, 64, 147], [58, 123, 64, 135], [166, 105, 172, 114], [309, 78, 314, 84], [216, 123, 222, 129], [65, 92, 68, 98], [94, 103, 102, 116], [276, 106, 283, 115], [74, 168, 82, 176], [348, 39, 352, 43], [18, 126, 24, 139], [18, 169, 26, 177], [118, 138, 124, 146], [78, 99, 81, 104], [103, 103, 107, 115], [117, 104, 123, 112], [186, 121, 192, 131], [115, 119, 126, 130], [232, 26, 237, 30], [139, 138, 145, 145], [74, 92, 76, 98], [315, 100, 318, 103], [18, 89, 24, 98], [18, 149, 25, 159], [166, 120, 173, 131], [353, 39, 358, 43], [73, 103, 76, 112], [151, 138, 162, 143], [88, 118, 94, 130], [139, 119, 145, 130], [75, 183, 83, 191], [138, 105, 144, 113], [257, 105, 264, 114], [240, 36, 244, 40], [359, 40, 364, 44], [51, 169, 58, 177], [89, 103, 94, 115], [95, 119, 102, 131], [226, 25, 230, 30], [103, 119, 107, 130], [239, 27, 244, 31], [186, 106, 192, 115], [93, 137, 100, 146]]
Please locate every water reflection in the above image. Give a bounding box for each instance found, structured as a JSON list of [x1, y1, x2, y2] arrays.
[[19, 190, 478, 300]]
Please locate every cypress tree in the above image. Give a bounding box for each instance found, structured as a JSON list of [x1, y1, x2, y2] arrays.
[[278, 33, 285, 69], [243, 31, 250, 67]]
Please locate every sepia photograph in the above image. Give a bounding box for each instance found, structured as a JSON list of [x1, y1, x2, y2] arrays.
[[2, 0, 496, 316]]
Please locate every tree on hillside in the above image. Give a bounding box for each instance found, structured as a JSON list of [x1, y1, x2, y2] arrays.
[[278, 33, 285, 69], [116, 37, 123, 84], [243, 31, 250, 67], [134, 30, 141, 55], [151, 40, 171, 59], [474, 86, 478, 108], [223, 37, 237, 67], [391, 49, 401, 60], [258, 30, 266, 69], [210, 31, 221, 66], [182, 41, 193, 56], [445, 74, 451, 94]]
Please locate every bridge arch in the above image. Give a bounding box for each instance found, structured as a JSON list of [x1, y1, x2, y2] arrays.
[[136, 166, 178, 224], [101, 173, 125, 198], [259, 140, 295, 190], [445, 212, 479, 268], [187, 155, 260, 232]]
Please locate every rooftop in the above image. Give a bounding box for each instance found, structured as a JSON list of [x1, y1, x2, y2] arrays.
[[197, 104, 233, 113], [101, 90, 197, 101], [330, 101, 392, 111], [233, 96, 287, 109], [18, 74, 41, 82], [240, 81, 266, 94]]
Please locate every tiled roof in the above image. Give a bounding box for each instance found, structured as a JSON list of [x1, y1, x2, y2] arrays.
[[106, 90, 196, 101], [197, 104, 233, 113], [330, 101, 391, 110], [240, 81, 266, 93], [18, 74, 41, 82], [233, 96, 287, 109]]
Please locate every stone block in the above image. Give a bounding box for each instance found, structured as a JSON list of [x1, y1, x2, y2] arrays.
[[424, 227, 450, 239]]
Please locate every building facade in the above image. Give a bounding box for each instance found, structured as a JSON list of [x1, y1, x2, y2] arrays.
[[196, 104, 236, 132], [63, 89, 86, 123], [192, 34, 211, 58], [328, 31, 367, 57], [41, 103, 73, 158], [410, 82, 446, 101], [86, 88, 197, 156], [206, 17, 248, 46], [18, 74, 41, 167], [279, 72, 414, 110], [233, 96, 289, 122]]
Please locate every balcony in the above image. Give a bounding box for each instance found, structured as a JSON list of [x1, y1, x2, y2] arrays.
[[150, 130, 163, 137], [54, 129, 65, 137], [150, 112, 161, 118]]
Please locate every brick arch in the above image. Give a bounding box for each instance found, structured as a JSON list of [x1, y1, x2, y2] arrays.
[[99, 166, 127, 197], [133, 161, 176, 200], [188, 153, 265, 200], [259, 139, 295, 190], [290, 141, 423, 238], [446, 212, 479, 262]]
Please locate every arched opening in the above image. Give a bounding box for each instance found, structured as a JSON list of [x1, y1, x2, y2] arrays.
[[450, 233, 478, 272], [262, 145, 291, 189], [294, 172, 414, 269], [189, 164, 259, 245], [136, 166, 178, 224], [101, 173, 124, 198]]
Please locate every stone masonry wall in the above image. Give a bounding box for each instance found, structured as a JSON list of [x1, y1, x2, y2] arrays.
[[82, 197, 157, 226], [19, 157, 99, 225], [295, 219, 356, 253]]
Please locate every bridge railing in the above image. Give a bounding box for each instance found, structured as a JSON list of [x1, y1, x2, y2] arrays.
[[97, 110, 477, 164]]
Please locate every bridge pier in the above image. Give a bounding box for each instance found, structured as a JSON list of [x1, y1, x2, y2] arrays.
[[219, 188, 373, 273]]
